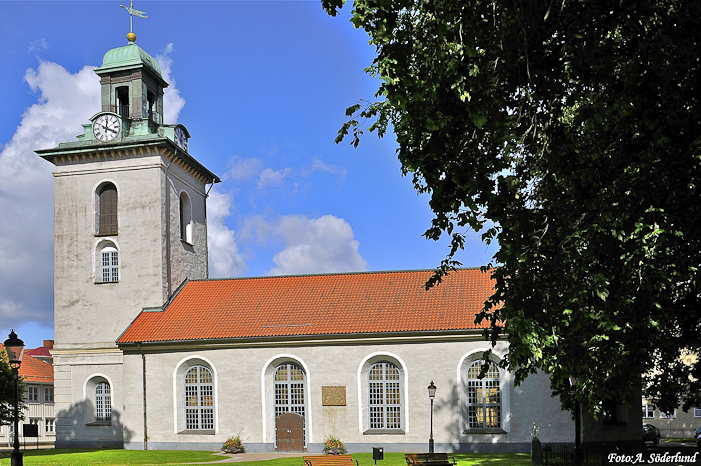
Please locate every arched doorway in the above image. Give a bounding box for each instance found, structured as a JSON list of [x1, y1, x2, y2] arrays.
[[274, 363, 306, 451]]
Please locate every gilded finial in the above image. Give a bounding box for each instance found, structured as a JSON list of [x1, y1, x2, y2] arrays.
[[120, 1, 148, 43]]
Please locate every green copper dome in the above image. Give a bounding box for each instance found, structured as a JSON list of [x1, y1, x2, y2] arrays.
[[97, 43, 162, 77]]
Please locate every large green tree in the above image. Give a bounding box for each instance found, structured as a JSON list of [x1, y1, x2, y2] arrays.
[[323, 0, 701, 416]]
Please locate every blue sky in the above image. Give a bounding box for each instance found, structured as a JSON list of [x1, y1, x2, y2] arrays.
[[0, 1, 495, 350]]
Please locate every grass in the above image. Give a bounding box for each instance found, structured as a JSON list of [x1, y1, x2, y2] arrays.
[[0, 450, 531, 466], [0, 448, 223, 465]]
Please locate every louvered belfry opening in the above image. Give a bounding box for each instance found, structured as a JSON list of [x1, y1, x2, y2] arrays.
[[99, 183, 118, 235]]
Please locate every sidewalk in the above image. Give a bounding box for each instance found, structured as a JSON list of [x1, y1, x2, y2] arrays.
[[211, 452, 309, 463]]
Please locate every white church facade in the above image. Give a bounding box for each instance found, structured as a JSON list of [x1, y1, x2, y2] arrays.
[[36, 35, 640, 452]]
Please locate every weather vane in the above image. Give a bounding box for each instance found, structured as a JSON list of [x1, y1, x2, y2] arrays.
[[120, 1, 148, 43]]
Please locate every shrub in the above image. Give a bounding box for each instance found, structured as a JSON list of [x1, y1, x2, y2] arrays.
[[323, 435, 347, 455], [222, 434, 246, 453]]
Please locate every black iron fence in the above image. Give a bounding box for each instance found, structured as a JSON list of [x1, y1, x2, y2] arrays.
[[542, 443, 608, 466]]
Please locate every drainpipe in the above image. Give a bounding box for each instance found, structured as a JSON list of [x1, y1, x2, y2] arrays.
[[164, 159, 174, 299], [138, 343, 148, 451], [204, 183, 214, 277]]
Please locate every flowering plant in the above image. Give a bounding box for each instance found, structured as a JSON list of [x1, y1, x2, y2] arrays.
[[222, 434, 246, 453], [323, 435, 347, 455]]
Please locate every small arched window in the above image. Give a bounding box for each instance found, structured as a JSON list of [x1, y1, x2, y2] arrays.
[[180, 191, 192, 243], [185, 366, 214, 430], [466, 360, 501, 428], [98, 183, 118, 235], [368, 362, 402, 429], [95, 382, 112, 422], [97, 241, 119, 283]]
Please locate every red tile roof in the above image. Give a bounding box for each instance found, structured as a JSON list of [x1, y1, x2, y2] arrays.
[[1, 345, 54, 384], [118, 269, 495, 344]]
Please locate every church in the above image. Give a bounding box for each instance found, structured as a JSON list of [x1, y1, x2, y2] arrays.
[[35, 31, 640, 453]]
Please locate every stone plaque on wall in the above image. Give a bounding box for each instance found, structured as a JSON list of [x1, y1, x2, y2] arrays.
[[322, 386, 346, 406]]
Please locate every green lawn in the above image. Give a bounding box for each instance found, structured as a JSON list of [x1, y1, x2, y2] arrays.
[[0, 448, 223, 465], [0, 450, 531, 466]]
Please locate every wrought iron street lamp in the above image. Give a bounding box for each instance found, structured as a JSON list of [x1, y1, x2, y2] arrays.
[[4, 330, 25, 466], [427, 381, 436, 454]]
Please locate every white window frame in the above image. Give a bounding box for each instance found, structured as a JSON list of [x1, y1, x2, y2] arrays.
[[660, 410, 676, 419], [101, 247, 118, 282], [95, 240, 119, 283], [458, 349, 511, 433], [45, 418, 55, 433], [368, 362, 402, 430], [44, 387, 54, 403], [466, 360, 502, 429], [95, 381, 112, 422], [173, 356, 218, 434], [694, 408, 701, 418], [357, 352, 408, 435], [26, 386, 39, 402], [185, 366, 214, 431], [642, 401, 655, 419]]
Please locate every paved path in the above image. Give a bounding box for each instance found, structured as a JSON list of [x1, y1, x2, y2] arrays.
[[174, 452, 310, 465]]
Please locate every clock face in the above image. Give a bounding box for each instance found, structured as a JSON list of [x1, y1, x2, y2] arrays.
[[93, 114, 120, 142], [175, 126, 188, 151]]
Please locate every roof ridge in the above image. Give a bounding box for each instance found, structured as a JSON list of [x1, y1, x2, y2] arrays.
[[187, 267, 487, 283]]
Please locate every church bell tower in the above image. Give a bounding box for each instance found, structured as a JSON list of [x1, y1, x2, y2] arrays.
[[36, 28, 219, 447]]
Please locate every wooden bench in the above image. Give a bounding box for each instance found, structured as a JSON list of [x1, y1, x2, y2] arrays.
[[405, 453, 456, 466], [304, 455, 359, 466]]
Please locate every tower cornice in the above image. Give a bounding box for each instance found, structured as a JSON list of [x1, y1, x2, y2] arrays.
[[36, 138, 220, 185]]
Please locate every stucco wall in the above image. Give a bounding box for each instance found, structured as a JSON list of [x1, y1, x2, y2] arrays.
[[119, 338, 574, 452], [51, 148, 210, 447], [53, 351, 126, 449], [53, 153, 166, 350]]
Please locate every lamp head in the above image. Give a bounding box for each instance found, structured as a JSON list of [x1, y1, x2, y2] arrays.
[[427, 380, 436, 399], [3, 330, 24, 368]]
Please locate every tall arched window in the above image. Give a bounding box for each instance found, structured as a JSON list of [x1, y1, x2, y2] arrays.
[[368, 362, 401, 429], [98, 183, 118, 235], [466, 360, 501, 428], [95, 382, 111, 422], [179, 191, 192, 243], [185, 366, 214, 430], [274, 363, 306, 419]]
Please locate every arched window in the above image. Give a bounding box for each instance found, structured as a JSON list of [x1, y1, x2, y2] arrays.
[[466, 360, 501, 428], [85, 375, 113, 425], [274, 363, 306, 419], [179, 191, 192, 243], [185, 366, 214, 430], [98, 183, 118, 235], [368, 362, 401, 429], [97, 242, 119, 283], [95, 382, 111, 422], [116, 86, 129, 118]]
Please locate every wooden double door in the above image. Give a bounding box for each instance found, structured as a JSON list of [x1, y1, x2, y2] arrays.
[[275, 412, 304, 451]]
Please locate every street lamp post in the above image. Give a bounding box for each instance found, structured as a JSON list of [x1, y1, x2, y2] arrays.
[[569, 377, 581, 466], [4, 330, 25, 466], [427, 381, 436, 454]]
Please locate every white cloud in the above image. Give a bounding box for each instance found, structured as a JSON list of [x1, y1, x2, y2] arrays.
[[28, 38, 49, 53], [268, 215, 367, 276], [228, 157, 264, 181], [257, 167, 293, 189], [0, 61, 100, 332], [309, 158, 347, 177], [207, 189, 246, 278], [156, 43, 185, 124]]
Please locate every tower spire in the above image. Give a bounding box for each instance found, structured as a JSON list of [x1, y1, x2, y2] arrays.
[[120, 1, 148, 43]]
